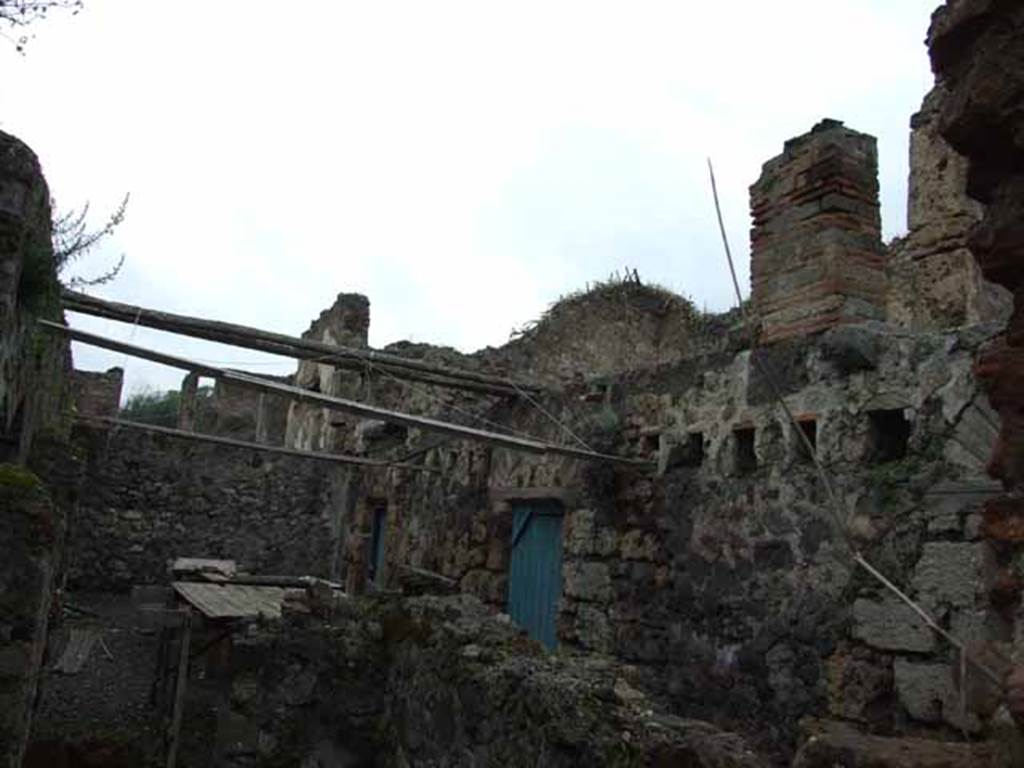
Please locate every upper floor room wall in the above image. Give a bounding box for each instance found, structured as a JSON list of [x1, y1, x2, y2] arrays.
[[887, 86, 1012, 331], [70, 367, 123, 420], [326, 310, 1005, 758], [68, 422, 347, 592], [282, 103, 1011, 447], [286, 292, 370, 452], [484, 279, 743, 384]]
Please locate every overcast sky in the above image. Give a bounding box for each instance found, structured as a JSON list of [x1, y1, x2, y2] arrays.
[[1, 1, 940, 397]]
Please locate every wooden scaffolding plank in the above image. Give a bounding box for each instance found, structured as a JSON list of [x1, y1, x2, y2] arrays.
[[165, 611, 192, 768], [62, 289, 542, 397], [43, 320, 648, 467]]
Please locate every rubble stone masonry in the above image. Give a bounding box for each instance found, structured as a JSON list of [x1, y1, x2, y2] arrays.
[[0, 131, 77, 768], [69, 367, 122, 419], [68, 423, 346, 591], [887, 85, 1012, 330]]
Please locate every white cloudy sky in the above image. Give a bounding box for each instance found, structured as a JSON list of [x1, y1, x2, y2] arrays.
[[1, 1, 940, 397]]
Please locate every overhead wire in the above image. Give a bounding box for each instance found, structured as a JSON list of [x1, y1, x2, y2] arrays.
[[285, 349, 569, 467], [508, 377, 596, 453], [289, 347, 577, 447]]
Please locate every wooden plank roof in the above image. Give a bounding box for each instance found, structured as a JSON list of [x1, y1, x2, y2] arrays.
[[172, 581, 288, 620]]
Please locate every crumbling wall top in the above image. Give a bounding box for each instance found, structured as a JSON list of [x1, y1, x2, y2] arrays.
[[71, 367, 123, 419], [302, 292, 369, 347]]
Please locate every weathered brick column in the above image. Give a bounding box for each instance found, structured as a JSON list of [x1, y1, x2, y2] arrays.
[[750, 119, 886, 342]]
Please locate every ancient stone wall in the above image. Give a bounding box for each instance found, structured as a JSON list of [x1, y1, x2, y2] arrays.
[[750, 120, 887, 343], [887, 86, 1012, 330], [597, 326, 1003, 747], [68, 423, 346, 591], [174, 373, 289, 444], [927, 6, 1024, 753], [929, 0, 1024, 492], [260, 155, 1024, 751], [0, 131, 77, 768], [10, 4, 1024, 766], [178, 592, 766, 768], [286, 292, 370, 452], [209, 377, 290, 444], [70, 367, 123, 419], [492, 280, 738, 384], [0, 131, 72, 462], [306, 298, 1004, 757]]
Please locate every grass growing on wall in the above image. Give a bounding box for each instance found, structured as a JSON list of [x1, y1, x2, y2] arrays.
[[509, 271, 709, 340]]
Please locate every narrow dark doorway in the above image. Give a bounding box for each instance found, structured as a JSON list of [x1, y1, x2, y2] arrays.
[[868, 409, 910, 463], [734, 427, 757, 474], [367, 504, 387, 587]]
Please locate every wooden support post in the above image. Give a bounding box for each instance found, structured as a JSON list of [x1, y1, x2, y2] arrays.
[[178, 372, 200, 431], [165, 610, 192, 768]]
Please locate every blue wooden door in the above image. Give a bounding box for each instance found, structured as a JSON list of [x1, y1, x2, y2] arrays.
[[507, 500, 563, 649]]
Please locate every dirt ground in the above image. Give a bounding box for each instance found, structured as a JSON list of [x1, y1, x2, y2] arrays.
[[25, 592, 164, 767]]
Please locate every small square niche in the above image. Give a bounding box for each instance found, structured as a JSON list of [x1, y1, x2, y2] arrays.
[[734, 427, 757, 474], [686, 432, 705, 467], [867, 409, 910, 464], [796, 418, 817, 463]]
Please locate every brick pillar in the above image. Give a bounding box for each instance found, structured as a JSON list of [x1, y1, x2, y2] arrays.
[[750, 119, 887, 343]]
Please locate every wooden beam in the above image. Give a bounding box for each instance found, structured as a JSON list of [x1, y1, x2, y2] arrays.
[[165, 610, 192, 768], [62, 289, 542, 397], [77, 415, 438, 473], [44, 320, 648, 467], [199, 574, 343, 589], [490, 486, 580, 505]]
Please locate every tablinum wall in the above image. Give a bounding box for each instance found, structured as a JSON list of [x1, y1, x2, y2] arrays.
[[325, 317, 1004, 757], [68, 423, 351, 591]]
